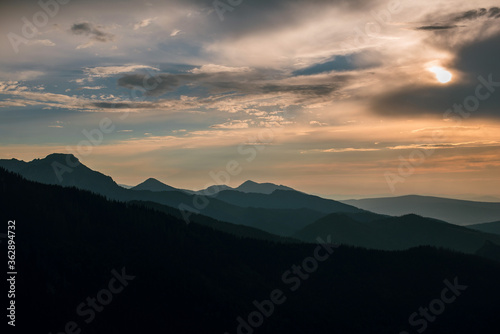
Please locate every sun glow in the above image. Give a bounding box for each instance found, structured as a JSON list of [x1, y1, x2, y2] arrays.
[[428, 66, 452, 83]]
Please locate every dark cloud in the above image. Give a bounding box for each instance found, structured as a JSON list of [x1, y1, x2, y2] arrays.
[[370, 33, 500, 119], [70, 22, 114, 43], [90, 102, 134, 109], [488, 7, 500, 18], [415, 7, 500, 32], [117, 74, 187, 97], [293, 52, 382, 76], [415, 25, 457, 31], [452, 7, 500, 22], [453, 8, 488, 21], [184, 0, 385, 39], [117, 69, 256, 97], [261, 84, 339, 97], [116, 67, 347, 104]]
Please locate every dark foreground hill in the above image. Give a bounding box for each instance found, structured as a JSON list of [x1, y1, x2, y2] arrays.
[[1, 168, 500, 333]]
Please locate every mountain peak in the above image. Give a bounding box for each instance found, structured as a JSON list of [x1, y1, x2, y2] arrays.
[[144, 177, 162, 183], [43, 153, 80, 163], [240, 180, 258, 186], [131, 178, 177, 192]]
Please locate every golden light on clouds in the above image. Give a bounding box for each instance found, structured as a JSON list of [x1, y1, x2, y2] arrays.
[[428, 66, 453, 84]]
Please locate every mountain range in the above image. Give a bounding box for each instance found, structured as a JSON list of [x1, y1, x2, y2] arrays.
[[2, 153, 500, 257], [0, 154, 361, 236]]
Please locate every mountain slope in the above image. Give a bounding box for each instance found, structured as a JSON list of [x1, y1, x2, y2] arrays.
[[468, 221, 500, 235], [293, 213, 500, 254], [476, 241, 500, 262], [342, 195, 500, 225], [0, 153, 122, 196], [130, 200, 299, 243], [215, 189, 362, 214]]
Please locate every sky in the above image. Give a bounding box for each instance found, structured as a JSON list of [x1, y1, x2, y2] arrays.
[[1, 0, 500, 199]]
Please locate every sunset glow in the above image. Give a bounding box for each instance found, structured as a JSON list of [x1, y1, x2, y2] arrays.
[[1, 0, 499, 199]]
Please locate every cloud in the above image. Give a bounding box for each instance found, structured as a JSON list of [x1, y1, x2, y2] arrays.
[[261, 83, 339, 97], [116, 67, 349, 107], [302, 147, 381, 153], [370, 32, 500, 119], [415, 7, 500, 32], [27, 39, 56, 47], [170, 29, 181, 37], [84, 65, 159, 78], [453, 7, 500, 22], [78, 86, 106, 90], [189, 64, 251, 74], [70, 22, 115, 48], [410, 126, 481, 133], [387, 141, 500, 150], [210, 120, 251, 129], [134, 18, 156, 30], [117, 73, 183, 96], [310, 121, 328, 126], [415, 25, 458, 31], [293, 52, 381, 76], [14, 71, 45, 81]]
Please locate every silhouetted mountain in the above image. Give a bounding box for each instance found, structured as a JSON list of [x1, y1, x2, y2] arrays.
[[468, 221, 500, 236], [0, 154, 325, 235], [475, 241, 500, 262], [189, 184, 233, 195], [131, 178, 178, 192], [0, 153, 122, 196], [234, 180, 295, 194], [293, 213, 500, 254], [215, 189, 362, 214], [3, 167, 500, 334], [189, 181, 293, 195], [342, 195, 500, 225]]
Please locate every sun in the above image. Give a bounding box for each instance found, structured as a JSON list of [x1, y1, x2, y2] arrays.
[[428, 66, 452, 84]]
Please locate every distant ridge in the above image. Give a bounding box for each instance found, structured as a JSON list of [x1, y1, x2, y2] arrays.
[[191, 180, 294, 195], [293, 213, 500, 254], [234, 180, 295, 194], [468, 221, 500, 236], [342, 195, 500, 226]]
